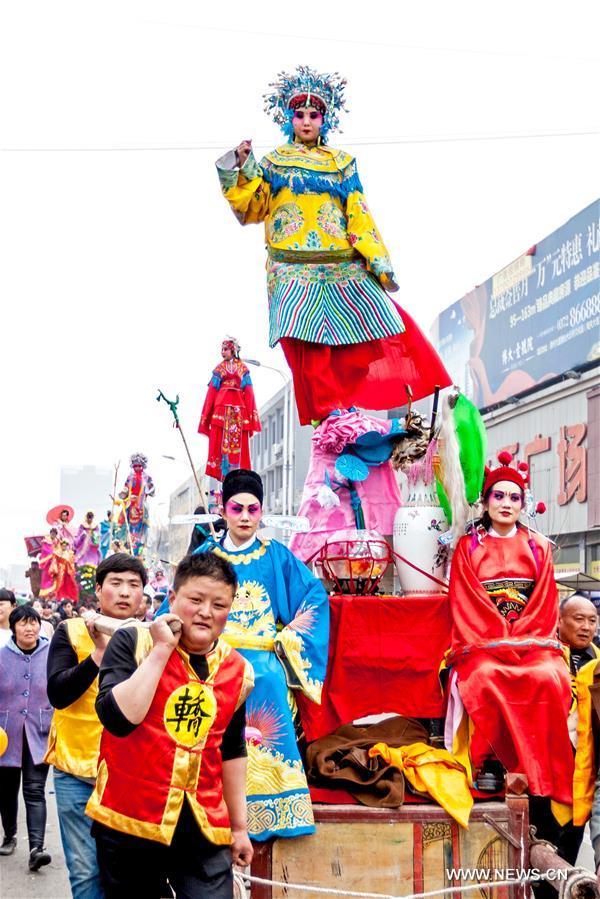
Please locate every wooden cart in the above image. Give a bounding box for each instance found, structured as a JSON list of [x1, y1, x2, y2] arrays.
[[251, 797, 529, 899]]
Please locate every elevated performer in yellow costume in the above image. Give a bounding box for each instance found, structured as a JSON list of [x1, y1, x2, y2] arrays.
[[216, 65, 450, 425]]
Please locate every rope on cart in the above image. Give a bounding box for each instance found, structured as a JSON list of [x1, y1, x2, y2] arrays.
[[235, 870, 555, 899]]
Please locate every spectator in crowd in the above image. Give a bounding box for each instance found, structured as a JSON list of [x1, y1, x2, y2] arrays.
[[0, 589, 17, 648], [58, 599, 76, 621], [135, 593, 154, 622], [46, 553, 146, 899], [0, 605, 53, 870], [151, 594, 164, 618], [39, 601, 60, 632], [31, 600, 54, 640]]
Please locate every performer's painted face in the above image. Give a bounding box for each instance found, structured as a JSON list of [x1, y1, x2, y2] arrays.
[[484, 479, 523, 531], [221, 344, 234, 360], [292, 106, 323, 143], [223, 492, 262, 545], [60, 510, 70, 521], [170, 574, 234, 654]]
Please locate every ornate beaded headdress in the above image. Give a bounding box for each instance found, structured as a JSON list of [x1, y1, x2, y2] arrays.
[[130, 452, 148, 469], [222, 336, 241, 358], [263, 65, 348, 141]]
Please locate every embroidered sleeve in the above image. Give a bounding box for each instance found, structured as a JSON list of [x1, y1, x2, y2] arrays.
[[273, 545, 330, 704], [198, 370, 220, 435], [240, 368, 261, 433], [215, 149, 271, 225], [345, 164, 398, 290]]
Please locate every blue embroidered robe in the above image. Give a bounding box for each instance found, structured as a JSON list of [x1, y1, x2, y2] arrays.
[[198, 535, 329, 840]]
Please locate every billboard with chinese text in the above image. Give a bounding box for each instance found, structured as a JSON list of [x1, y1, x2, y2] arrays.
[[434, 200, 600, 408]]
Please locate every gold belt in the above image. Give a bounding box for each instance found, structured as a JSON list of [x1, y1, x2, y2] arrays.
[[223, 634, 275, 651], [268, 248, 360, 264]]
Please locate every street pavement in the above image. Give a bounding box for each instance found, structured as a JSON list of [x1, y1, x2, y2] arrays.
[[0, 770, 69, 899], [0, 770, 595, 899]]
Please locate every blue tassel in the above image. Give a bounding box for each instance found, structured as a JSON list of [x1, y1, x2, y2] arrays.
[[264, 166, 363, 200]]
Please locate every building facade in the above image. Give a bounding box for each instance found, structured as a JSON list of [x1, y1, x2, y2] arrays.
[[432, 200, 600, 580], [60, 464, 113, 522], [482, 367, 599, 576], [167, 473, 208, 566], [250, 382, 312, 515]]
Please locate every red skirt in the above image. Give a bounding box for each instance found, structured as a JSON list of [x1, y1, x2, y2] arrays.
[[281, 304, 452, 425], [204, 407, 252, 482], [456, 646, 573, 803]]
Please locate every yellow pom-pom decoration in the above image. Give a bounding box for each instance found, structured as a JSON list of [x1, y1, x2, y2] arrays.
[[0, 727, 8, 758]]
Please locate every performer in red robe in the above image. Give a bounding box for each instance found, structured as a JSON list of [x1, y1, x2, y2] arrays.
[[40, 538, 79, 602], [448, 455, 573, 803], [198, 338, 261, 482]]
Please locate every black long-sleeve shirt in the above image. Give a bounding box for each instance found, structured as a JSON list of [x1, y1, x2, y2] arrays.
[[96, 627, 247, 760]]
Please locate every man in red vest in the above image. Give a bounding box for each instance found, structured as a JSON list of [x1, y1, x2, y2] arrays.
[[86, 551, 254, 898]]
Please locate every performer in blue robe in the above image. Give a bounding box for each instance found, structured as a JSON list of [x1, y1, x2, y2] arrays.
[[99, 511, 112, 559], [185, 469, 329, 840]]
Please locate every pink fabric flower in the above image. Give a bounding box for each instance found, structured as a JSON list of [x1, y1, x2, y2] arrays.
[[313, 411, 386, 455]]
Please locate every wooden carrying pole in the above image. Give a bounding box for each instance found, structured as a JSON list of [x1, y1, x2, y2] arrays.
[[84, 613, 181, 637]]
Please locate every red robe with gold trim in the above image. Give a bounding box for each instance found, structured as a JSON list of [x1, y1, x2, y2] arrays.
[[86, 635, 254, 845], [449, 528, 573, 802], [198, 360, 261, 482]]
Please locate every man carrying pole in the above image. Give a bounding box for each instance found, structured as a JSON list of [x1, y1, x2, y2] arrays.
[[46, 552, 147, 899], [86, 551, 254, 898]]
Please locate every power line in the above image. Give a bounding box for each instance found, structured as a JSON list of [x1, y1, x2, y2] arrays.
[[2, 128, 599, 153], [145, 20, 600, 65]]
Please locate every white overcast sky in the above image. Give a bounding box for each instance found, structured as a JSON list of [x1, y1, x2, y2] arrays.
[[1, 0, 599, 572]]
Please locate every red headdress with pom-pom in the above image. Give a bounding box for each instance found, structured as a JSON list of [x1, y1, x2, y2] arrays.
[[482, 451, 528, 497]]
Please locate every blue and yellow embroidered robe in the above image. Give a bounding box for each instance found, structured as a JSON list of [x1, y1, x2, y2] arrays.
[[216, 143, 404, 348], [198, 535, 329, 840]]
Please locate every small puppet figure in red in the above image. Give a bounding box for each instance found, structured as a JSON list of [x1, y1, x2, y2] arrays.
[[198, 338, 261, 482], [446, 451, 573, 806]]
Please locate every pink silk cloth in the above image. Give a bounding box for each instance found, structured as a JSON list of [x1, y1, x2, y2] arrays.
[[290, 410, 402, 562]]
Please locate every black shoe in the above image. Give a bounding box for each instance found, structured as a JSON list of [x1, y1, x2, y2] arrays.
[[475, 759, 505, 792], [0, 836, 16, 856], [28, 847, 51, 871]]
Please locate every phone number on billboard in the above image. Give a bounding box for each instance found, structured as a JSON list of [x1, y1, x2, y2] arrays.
[[556, 294, 600, 330]]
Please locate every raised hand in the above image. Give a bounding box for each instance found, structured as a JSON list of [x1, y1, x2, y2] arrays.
[[236, 140, 252, 168]]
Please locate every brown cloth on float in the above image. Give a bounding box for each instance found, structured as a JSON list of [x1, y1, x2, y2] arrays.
[[305, 716, 428, 807]]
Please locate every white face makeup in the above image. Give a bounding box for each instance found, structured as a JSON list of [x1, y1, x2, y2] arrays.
[[291, 106, 323, 143]]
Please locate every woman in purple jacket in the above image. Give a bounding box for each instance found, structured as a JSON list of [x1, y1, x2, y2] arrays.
[[0, 605, 53, 871]]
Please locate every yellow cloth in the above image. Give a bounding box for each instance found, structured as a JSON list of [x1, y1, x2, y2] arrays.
[[45, 618, 153, 778], [45, 618, 103, 778], [369, 741, 473, 828], [552, 647, 600, 827], [220, 144, 394, 283]]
